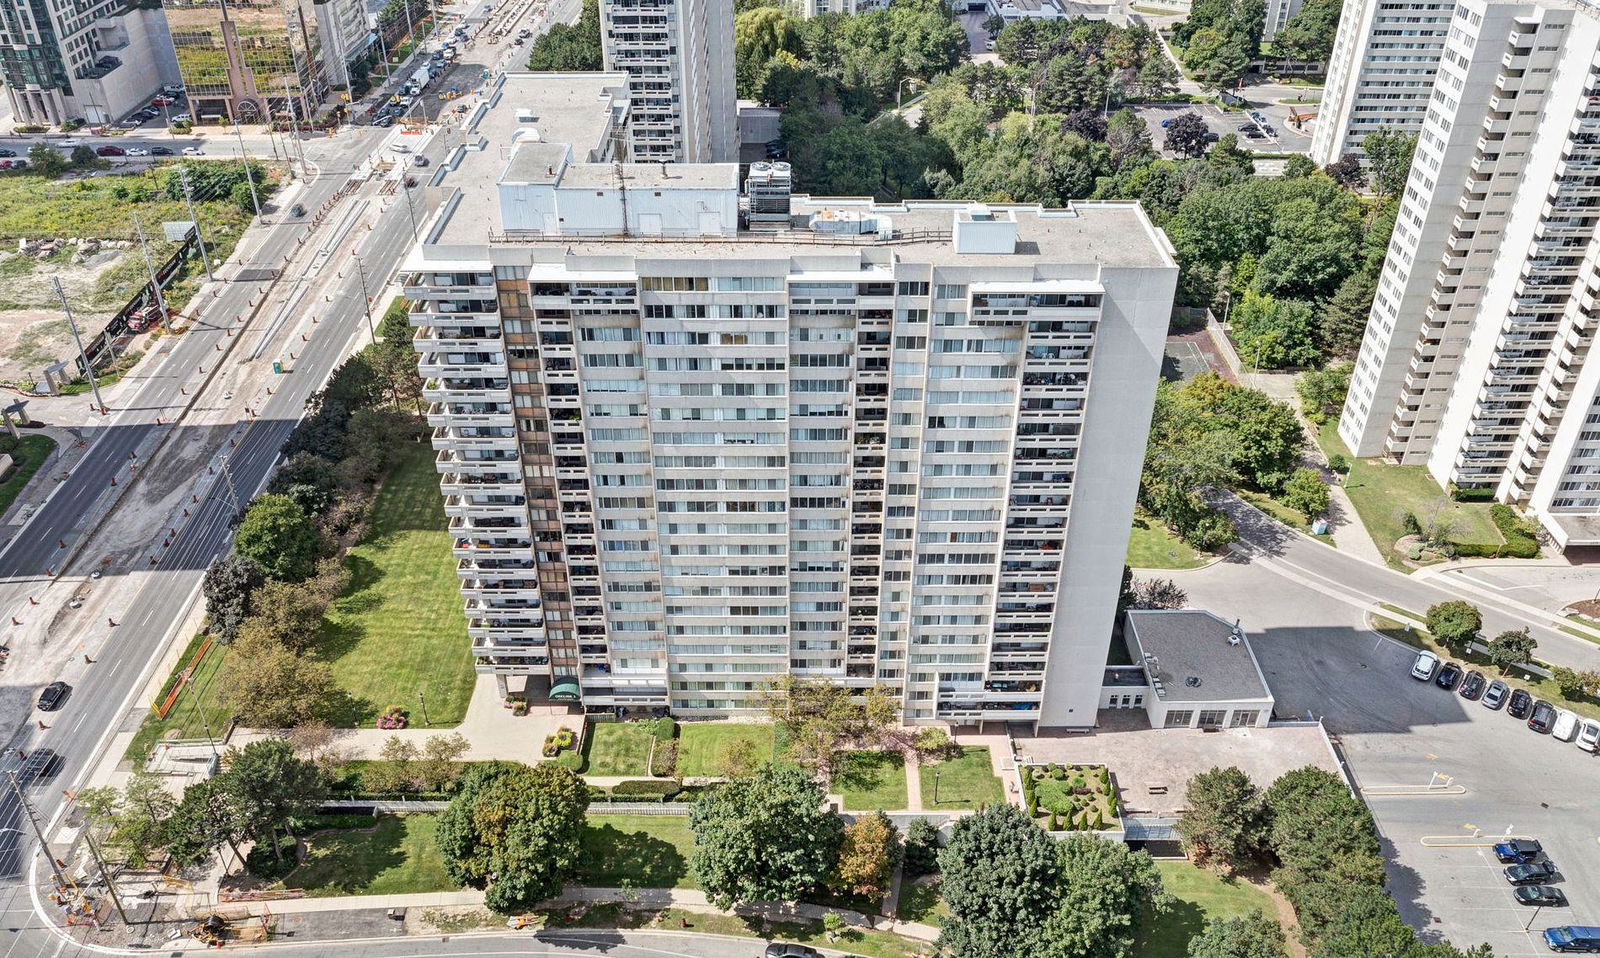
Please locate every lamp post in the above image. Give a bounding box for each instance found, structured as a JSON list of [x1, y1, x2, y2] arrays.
[[933, 769, 942, 805], [352, 252, 377, 343]]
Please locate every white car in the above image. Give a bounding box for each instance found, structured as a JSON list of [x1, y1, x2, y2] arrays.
[[125, 147, 150, 156], [1552, 708, 1580, 742], [1576, 719, 1600, 753], [59, 138, 82, 146], [181, 146, 204, 156], [170, 113, 191, 123], [1410, 649, 1439, 681]]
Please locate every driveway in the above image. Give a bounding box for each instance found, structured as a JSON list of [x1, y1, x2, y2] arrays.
[[1172, 547, 1600, 957]]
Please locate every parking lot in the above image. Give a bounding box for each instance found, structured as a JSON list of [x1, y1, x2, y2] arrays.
[[1174, 556, 1600, 957]]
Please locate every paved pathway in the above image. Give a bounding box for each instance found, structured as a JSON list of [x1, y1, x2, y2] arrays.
[[903, 752, 923, 811]]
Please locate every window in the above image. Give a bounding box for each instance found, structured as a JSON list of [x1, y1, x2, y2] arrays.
[[1229, 710, 1259, 728], [1197, 709, 1227, 728], [1164, 710, 1193, 728]]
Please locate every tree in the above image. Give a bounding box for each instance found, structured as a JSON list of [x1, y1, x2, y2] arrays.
[[1128, 578, 1187, 610], [233, 494, 324, 582], [27, 143, 67, 177], [938, 803, 1061, 958], [364, 735, 421, 793], [69, 144, 99, 168], [1363, 128, 1417, 196], [220, 629, 337, 728], [903, 818, 941, 877], [288, 720, 350, 780], [735, 5, 800, 96], [217, 739, 329, 862], [1175, 766, 1263, 875], [1272, 0, 1339, 62], [1038, 835, 1168, 958], [77, 775, 177, 869], [1281, 469, 1330, 521], [165, 777, 245, 869], [760, 676, 897, 777], [1188, 913, 1289, 958], [1230, 291, 1320, 369], [1325, 154, 1364, 190], [689, 763, 844, 908], [203, 555, 265, 642], [236, 561, 348, 653], [526, 0, 602, 70], [1106, 108, 1154, 171], [1484, 628, 1537, 674], [268, 453, 341, 517], [436, 763, 590, 912], [832, 810, 901, 900], [1183, 28, 1250, 94], [418, 733, 471, 792], [1296, 364, 1352, 423], [1136, 55, 1180, 99], [1165, 113, 1212, 158], [1424, 601, 1482, 651]]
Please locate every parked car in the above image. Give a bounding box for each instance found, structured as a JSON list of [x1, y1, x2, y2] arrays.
[[1516, 885, 1568, 907], [1505, 860, 1559, 885], [94, 145, 124, 156], [376, 115, 396, 127], [1508, 687, 1533, 718], [1459, 670, 1486, 700], [414, 155, 430, 166], [0, 149, 15, 157], [289, 203, 305, 217], [1484, 679, 1509, 709], [1577, 719, 1600, 753], [764, 946, 822, 958], [1529, 699, 1558, 733], [1263, 125, 1279, 136], [1160, 117, 1176, 128], [151, 96, 173, 106], [1410, 650, 1440, 681], [170, 112, 191, 122], [1544, 925, 1600, 953], [126, 147, 150, 156], [59, 138, 81, 146], [151, 146, 174, 156], [0, 161, 12, 170], [1436, 662, 1463, 690], [181, 146, 204, 155], [37, 681, 69, 711], [1495, 839, 1543, 863], [1554, 708, 1580, 741]]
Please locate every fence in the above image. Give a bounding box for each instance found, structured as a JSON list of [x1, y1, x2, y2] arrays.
[[80, 230, 199, 375], [153, 634, 214, 719]]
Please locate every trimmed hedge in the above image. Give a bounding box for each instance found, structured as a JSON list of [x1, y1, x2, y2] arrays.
[[1455, 504, 1539, 558], [611, 779, 681, 800], [1450, 484, 1495, 502]]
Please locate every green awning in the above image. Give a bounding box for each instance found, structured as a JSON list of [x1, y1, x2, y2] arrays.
[[550, 680, 581, 702]]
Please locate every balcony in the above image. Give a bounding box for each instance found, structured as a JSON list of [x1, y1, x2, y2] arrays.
[[422, 378, 511, 404], [427, 401, 514, 429], [419, 350, 507, 379]]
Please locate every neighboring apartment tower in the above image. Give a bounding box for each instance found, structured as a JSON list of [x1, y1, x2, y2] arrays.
[[162, 0, 328, 123], [1262, 0, 1302, 41], [1310, 0, 1454, 164], [599, 0, 735, 162], [0, 0, 179, 125], [1339, 0, 1600, 550], [405, 72, 1178, 726]]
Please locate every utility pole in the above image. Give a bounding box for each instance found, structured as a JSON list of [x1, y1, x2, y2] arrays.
[[80, 828, 130, 924], [231, 124, 263, 220], [131, 214, 173, 333], [352, 252, 376, 343], [218, 454, 240, 511], [280, 77, 309, 176], [9, 771, 70, 892], [178, 166, 215, 282], [400, 178, 420, 240], [52, 278, 106, 415]]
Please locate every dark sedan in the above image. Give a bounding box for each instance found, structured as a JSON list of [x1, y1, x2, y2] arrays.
[[1459, 670, 1486, 699], [1530, 699, 1558, 733], [1506, 861, 1559, 885], [1515, 885, 1567, 906], [1436, 662, 1463, 690], [1508, 688, 1533, 719]]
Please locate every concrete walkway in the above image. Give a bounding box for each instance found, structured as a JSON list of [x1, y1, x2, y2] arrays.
[[228, 885, 940, 942], [904, 752, 924, 811]]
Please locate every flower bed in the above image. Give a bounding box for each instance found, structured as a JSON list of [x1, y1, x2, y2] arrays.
[[1019, 763, 1121, 832]]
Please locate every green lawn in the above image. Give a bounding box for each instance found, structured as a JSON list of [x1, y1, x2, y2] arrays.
[[0, 434, 56, 516], [583, 722, 656, 776], [896, 876, 948, 926], [920, 746, 1004, 810], [836, 751, 908, 811], [1134, 861, 1278, 958], [1237, 489, 1334, 544], [578, 814, 699, 889], [1317, 420, 1498, 568], [1127, 513, 1209, 570], [287, 814, 456, 897], [316, 443, 476, 727], [124, 631, 232, 762], [677, 723, 777, 777]]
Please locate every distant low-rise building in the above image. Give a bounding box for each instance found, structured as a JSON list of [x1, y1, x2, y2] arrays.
[[985, 0, 1113, 22]]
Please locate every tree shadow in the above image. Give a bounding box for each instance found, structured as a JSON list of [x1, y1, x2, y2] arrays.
[[834, 751, 903, 796], [327, 553, 384, 618], [1135, 894, 1206, 958], [284, 816, 407, 894], [320, 687, 373, 729], [578, 823, 688, 889]]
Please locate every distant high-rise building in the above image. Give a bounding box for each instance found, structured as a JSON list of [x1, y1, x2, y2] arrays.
[[1310, 0, 1453, 164], [402, 72, 1179, 727], [1262, 0, 1302, 41], [0, 0, 180, 125], [599, 0, 735, 162], [162, 0, 328, 123], [1340, 0, 1600, 551]]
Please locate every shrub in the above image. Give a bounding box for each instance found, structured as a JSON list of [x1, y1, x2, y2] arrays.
[[903, 818, 941, 877], [554, 750, 585, 773], [1047, 811, 1059, 831], [1327, 453, 1349, 474], [377, 706, 408, 730], [651, 739, 679, 778], [647, 716, 677, 741], [611, 779, 682, 801], [1451, 484, 1495, 502]]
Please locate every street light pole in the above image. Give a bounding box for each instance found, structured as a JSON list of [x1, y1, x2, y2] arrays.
[[218, 454, 240, 511], [178, 166, 215, 281], [8, 771, 70, 891], [352, 252, 377, 344], [80, 828, 130, 925], [231, 124, 263, 220], [52, 277, 107, 415], [131, 214, 173, 334]]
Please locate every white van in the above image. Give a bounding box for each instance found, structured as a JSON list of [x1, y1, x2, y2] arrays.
[[1552, 707, 1580, 742]]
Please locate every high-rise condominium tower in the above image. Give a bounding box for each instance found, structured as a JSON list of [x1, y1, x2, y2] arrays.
[[598, 0, 735, 162], [404, 73, 1178, 726], [1340, 0, 1600, 550], [1311, 0, 1454, 164], [1, 0, 179, 125]]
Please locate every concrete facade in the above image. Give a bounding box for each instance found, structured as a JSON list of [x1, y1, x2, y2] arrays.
[[402, 73, 1179, 728], [599, 0, 735, 162], [0, 0, 177, 125]]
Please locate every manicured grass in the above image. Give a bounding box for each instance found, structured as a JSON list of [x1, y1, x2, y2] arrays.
[[1134, 861, 1278, 958], [537, 904, 920, 958], [0, 434, 56, 517], [896, 876, 948, 926], [1317, 420, 1499, 568], [578, 814, 699, 889], [677, 723, 776, 778], [920, 746, 1004, 810], [288, 814, 456, 897], [1126, 513, 1209, 570], [836, 751, 908, 811], [583, 722, 656, 777], [1237, 489, 1335, 545], [317, 442, 476, 727], [124, 632, 232, 762]]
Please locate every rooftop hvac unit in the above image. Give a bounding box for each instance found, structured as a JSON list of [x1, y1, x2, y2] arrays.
[[745, 161, 792, 223]]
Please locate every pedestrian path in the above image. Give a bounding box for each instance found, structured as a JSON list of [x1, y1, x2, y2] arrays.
[[904, 752, 923, 811]]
